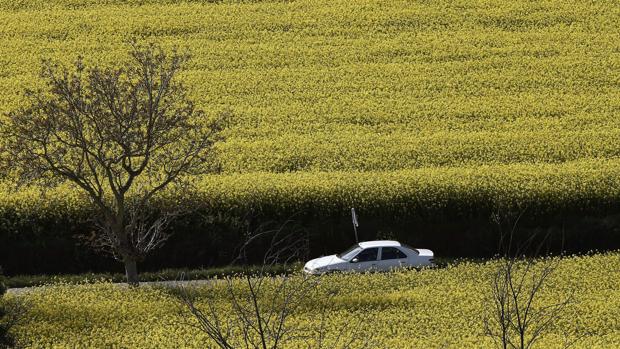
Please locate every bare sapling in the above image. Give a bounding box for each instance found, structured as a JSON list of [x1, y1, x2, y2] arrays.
[[175, 217, 371, 348], [483, 210, 580, 349]]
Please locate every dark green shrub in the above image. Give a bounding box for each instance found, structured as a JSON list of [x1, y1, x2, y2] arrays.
[[0, 266, 13, 348], [0, 268, 5, 296]]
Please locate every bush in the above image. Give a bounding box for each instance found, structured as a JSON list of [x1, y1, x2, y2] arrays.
[[0, 266, 13, 348]]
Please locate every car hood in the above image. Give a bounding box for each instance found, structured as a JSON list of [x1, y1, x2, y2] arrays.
[[305, 254, 345, 269]]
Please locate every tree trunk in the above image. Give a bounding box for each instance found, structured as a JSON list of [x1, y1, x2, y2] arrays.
[[124, 258, 139, 286]]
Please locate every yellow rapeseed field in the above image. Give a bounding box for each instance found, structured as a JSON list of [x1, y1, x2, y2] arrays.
[[0, 0, 619, 214], [6, 253, 620, 348]]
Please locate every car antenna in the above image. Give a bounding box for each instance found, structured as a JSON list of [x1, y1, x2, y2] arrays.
[[351, 207, 359, 243]]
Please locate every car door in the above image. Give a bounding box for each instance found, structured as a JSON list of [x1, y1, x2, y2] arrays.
[[378, 247, 409, 271], [350, 247, 379, 272]]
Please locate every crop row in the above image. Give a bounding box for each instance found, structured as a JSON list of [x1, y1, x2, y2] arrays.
[[1, 158, 619, 218], [218, 129, 620, 173]]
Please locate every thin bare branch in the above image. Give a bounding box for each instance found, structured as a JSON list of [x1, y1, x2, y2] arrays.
[[174, 217, 370, 348]]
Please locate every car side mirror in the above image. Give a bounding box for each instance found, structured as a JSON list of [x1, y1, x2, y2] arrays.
[[351, 258, 359, 263]]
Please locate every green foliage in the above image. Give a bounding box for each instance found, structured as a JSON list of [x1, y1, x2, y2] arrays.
[[0, 266, 13, 349], [4, 263, 300, 289], [0, 268, 5, 297]]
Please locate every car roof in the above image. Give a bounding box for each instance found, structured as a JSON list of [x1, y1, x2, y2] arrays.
[[358, 240, 401, 248]]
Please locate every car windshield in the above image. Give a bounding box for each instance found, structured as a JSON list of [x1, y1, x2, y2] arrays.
[[337, 244, 362, 261]]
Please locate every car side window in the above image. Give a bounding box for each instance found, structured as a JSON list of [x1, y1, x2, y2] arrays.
[[381, 247, 408, 260], [354, 248, 378, 262]]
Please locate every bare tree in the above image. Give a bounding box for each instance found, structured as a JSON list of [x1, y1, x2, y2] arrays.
[[0, 40, 228, 285], [175, 218, 370, 348], [483, 210, 577, 349]]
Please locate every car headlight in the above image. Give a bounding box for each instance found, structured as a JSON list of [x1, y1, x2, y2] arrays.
[[305, 266, 326, 274]]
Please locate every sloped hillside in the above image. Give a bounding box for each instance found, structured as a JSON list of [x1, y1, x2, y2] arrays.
[[0, 0, 619, 214]]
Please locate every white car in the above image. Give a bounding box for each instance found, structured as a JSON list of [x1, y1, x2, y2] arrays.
[[303, 240, 434, 275]]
